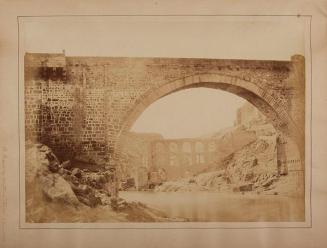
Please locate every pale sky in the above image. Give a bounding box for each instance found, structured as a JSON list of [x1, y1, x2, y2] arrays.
[[131, 88, 245, 138], [20, 16, 306, 60], [20, 16, 307, 138]]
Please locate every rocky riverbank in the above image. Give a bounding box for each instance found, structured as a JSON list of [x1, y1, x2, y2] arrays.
[[25, 142, 180, 222], [155, 136, 290, 196]]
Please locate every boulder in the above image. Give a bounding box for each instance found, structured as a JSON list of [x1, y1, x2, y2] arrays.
[[70, 175, 80, 186], [37, 172, 80, 206], [244, 172, 254, 181], [25, 147, 49, 185], [35, 143, 43, 149], [188, 178, 196, 184], [61, 160, 72, 169], [233, 183, 253, 192], [251, 158, 258, 167], [39, 145, 49, 152], [71, 184, 90, 195], [48, 161, 59, 173], [44, 150, 60, 164], [110, 197, 128, 211], [262, 178, 277, 188], [95, 191, 111, 205], [58, 167, 65, 175], [98, 174, 107, 184], [71, 168, 82, 178], [239, 184, 253, 192], [76, 192, 101, 208]]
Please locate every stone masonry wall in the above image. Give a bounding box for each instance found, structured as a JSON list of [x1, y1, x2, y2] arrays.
[[25, 53, 108, 164], [24, 52, 304, 169]]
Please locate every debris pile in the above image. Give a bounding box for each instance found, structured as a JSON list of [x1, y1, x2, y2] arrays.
[[26, 142, 120, 208], [61, 167, 116, 207], [154, 170, 227, 192], [155, 136, 280, 194], [224, 136, 279, 193], [25, 142, 180, 222]]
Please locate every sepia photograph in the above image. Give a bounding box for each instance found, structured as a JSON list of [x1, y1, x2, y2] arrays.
[[4, 0, 327, 246], [20, 15, 309, 225]]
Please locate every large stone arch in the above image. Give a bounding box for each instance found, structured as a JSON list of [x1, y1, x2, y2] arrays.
[[24, 53, 305, 197], [115, 73, 301, 157], [112, 73, 305, 197], [24, 53, 305, 167]]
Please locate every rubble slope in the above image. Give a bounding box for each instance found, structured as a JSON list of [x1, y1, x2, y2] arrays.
[[25, 142, 182, 222], [155, 136, 280, 194]]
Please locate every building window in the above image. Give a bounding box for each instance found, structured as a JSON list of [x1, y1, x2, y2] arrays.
[[169, 154, 177, 166], [182, 142, 192, 165], [196, 154, 205, 164], [195, 141, 205, 164], [195, 142, 204, 152]]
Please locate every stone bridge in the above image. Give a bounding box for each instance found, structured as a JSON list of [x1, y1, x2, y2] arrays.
[[24, 52, 305, 172]]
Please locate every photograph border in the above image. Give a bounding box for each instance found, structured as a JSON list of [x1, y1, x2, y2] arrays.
[[17, 14, 313, 229]]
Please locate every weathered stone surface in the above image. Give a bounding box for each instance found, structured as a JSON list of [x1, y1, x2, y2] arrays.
[[239, 184, 253, 192], [71, 184, 90, 195], [61, 160, 72, 169], [38, 173, 80, 206], [76, 192, 101, 208], [25, 145, 80, 206], [25, 143, 178, 222], [72, 168, 82, 178], [24, 53, 304, 169], [25, 148, 45, 184], [48, 161, 59, 173], [25, 143, 114, 210], [262, 178, 277, 188]]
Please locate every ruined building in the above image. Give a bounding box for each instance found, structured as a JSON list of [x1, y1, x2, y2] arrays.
[[150, 129, 257, 180]]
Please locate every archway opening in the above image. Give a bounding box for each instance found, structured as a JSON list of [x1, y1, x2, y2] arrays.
[[117, 76, 301, 145], [116, 86, 302, 197]]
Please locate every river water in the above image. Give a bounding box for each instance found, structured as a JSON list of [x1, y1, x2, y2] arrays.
[[120, 191, 304, 222]]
